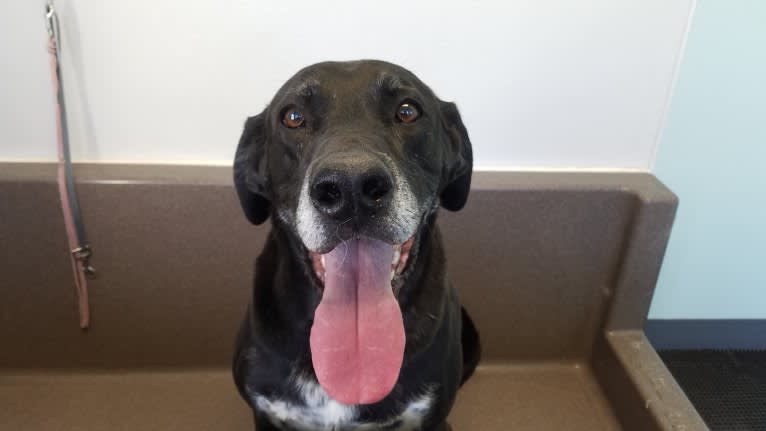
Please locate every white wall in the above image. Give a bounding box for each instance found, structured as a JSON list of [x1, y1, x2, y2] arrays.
[[1, 0, 693, 169], [0, 0, 57, 161]]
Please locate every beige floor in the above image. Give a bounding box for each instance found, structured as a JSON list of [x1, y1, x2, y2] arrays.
[[0, 364, 620, 430]]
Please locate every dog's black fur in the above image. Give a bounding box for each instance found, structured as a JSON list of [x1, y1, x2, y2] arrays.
[[232, 60, 480, 431]]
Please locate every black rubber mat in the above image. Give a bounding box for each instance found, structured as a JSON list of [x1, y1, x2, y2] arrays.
[[659, 350, 766, 431]]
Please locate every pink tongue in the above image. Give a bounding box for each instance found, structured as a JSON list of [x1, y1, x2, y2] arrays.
[[309, 237, 405, 405]]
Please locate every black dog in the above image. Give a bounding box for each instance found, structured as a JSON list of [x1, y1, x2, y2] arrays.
[[232, 60, 480, 431]]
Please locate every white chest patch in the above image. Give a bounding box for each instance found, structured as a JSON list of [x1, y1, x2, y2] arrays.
[[252, 376, 435, 431]]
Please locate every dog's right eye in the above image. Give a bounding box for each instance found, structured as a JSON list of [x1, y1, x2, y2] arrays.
[[396, 102, 420, 124], [282, 109, 305, 129]]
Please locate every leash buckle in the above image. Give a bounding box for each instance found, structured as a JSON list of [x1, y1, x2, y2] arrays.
[[45, 2, 56, 39], [72, 245, 97, 279]]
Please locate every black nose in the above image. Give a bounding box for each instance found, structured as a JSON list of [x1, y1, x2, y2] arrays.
[[310, 164, 393, 221]]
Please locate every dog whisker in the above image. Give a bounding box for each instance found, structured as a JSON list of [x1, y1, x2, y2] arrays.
[[333, 217, 354, 266]]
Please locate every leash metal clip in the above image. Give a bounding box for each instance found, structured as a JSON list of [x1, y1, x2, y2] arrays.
[[72, 245, 97, 279], [45, 3, 55, 38]]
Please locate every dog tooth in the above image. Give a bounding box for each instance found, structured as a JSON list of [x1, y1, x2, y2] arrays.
[[320, 255, 325, 267], [390, 270, 395, 281], [392, 249, 401, 265]]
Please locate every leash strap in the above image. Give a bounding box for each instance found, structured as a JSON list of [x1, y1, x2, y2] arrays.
[[46, 1, 95, 329]]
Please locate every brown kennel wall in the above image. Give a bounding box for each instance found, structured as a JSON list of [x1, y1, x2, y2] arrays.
[[0, 164, 707, 430]]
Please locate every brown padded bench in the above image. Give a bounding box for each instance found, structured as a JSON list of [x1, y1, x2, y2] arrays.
[[0, 164, 708, 430]]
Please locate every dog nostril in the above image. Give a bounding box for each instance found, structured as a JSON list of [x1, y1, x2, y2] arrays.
[[315, 181, 342, 207], [362, 175, 391, 202]]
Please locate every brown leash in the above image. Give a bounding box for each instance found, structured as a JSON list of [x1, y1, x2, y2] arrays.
[[46, 1, 96, 329]]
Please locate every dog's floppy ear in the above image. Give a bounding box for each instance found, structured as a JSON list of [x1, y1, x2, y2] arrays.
[[439, 101, 473, 211], [234, 112, 271, 225]]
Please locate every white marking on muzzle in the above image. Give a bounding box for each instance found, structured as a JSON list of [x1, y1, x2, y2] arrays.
[[386, 163, 420, 243], [296, 175, 326, 251]]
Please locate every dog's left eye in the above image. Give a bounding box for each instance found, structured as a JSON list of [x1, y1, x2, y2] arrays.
[[282, 109, 305, 129], [396, 103, 420, 124]]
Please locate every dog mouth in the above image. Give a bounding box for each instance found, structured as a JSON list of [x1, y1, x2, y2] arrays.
[[305, 232, 417, 406], [309, 234, 416, 289]]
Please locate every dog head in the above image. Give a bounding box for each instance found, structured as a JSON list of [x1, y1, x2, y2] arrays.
[[235, 60, 472, 253], [233, 60, 472, 404]]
